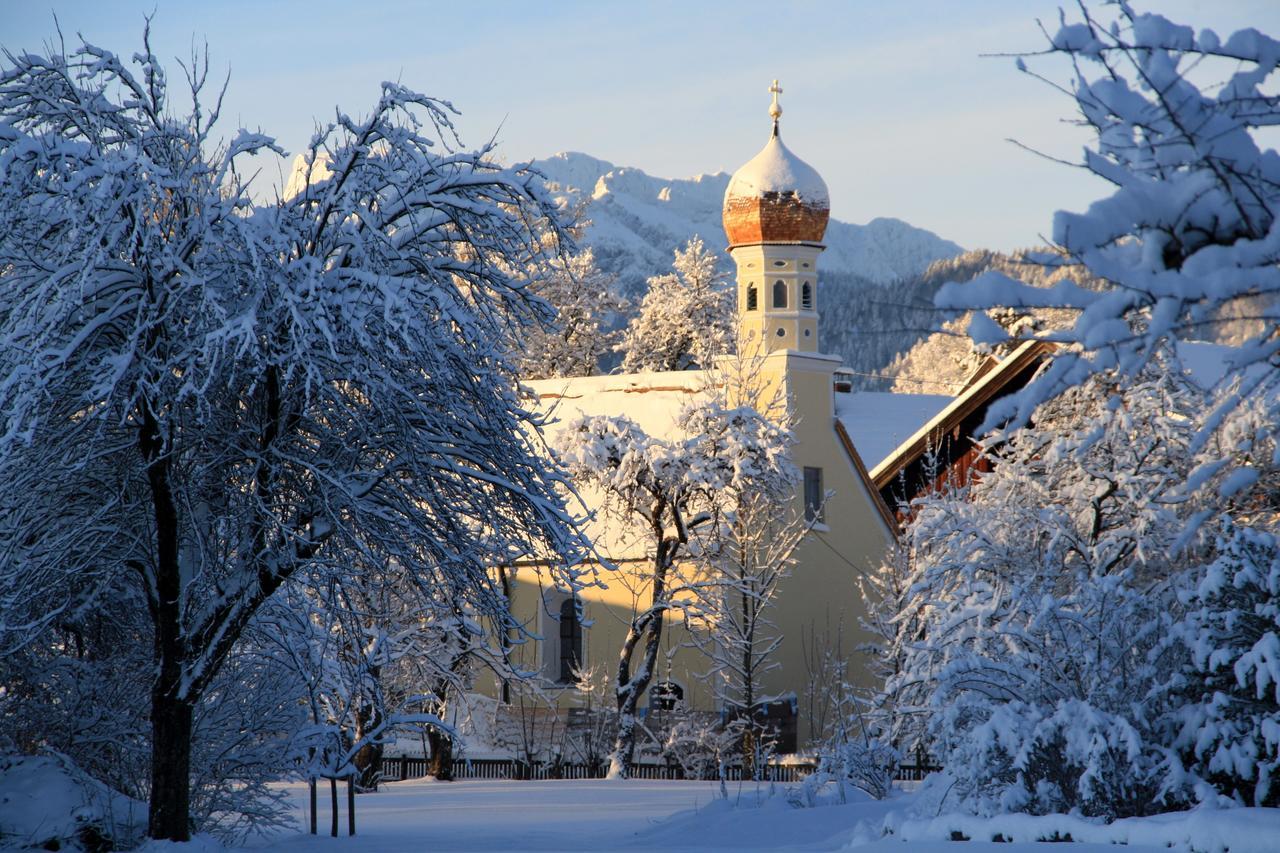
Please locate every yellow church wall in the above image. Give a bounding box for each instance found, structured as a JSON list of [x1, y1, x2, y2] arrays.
[[477, 560, 721, 717], [744, 349, 896, 745], [472, 350, 895, 751]]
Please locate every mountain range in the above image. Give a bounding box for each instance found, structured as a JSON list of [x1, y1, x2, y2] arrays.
[[532, 152, 964, 298]]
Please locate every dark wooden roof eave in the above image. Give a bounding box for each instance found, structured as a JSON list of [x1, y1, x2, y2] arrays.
[[871, 339, 1059, 492]]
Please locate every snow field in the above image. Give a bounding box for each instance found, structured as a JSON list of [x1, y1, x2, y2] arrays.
[[219, 779, 1280, 853]]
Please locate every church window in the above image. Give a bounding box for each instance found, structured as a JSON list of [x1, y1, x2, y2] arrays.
[[801, 282, 813, 309], [804, 467, 824, 523], [773, 260, 786, 267], [746, 285, 758, 311], [773, 280, 787, 308], [650, 681, 683, 712], [558, 598, 583, 684], [776, 328, 785, 337]]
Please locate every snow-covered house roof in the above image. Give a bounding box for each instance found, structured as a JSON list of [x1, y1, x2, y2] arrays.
[[835, 391, 953, 474], [1176, 340, 1270, 391]]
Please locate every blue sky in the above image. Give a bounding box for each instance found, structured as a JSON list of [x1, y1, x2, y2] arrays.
[[2, 1, 1276, 251]]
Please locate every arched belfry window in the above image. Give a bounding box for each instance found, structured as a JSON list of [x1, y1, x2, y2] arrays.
[[802, 282, 813, 310], [772, 280, 787, 308], [746, 285, 758, 311], [558, 598, 582, 683]]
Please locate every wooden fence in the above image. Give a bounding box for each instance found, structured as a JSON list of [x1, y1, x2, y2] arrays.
[[383, 755, 937, 784]]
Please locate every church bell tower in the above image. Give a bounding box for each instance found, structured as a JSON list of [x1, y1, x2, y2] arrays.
[[722, 81, 830, 360]]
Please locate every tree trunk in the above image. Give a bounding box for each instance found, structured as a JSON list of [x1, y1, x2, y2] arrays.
[[608, 601, 666, 778], [147, 689, 194, 841], [427, 727, 453, 780], [742, 725, 758, 781], [352, 666, 383, 791], [608, 537, 673, 780], [144, 413, 193, 843], [352, 740, 383, 792]]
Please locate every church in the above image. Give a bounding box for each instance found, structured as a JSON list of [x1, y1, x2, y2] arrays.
[[475, 84, 940, 754]]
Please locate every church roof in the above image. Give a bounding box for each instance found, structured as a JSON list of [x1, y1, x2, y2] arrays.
[[523, 366, 898, 549], [525, 370, 707, 441], [524, 371, 710, 561]]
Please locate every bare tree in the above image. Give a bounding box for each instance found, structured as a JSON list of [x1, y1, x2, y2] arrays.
[[686, 492, 806, 776], [683, 352, 806, 777], [557, 398, 792, 778]]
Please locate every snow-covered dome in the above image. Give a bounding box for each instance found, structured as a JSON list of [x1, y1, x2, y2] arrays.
[[723, 94, 829, 246]]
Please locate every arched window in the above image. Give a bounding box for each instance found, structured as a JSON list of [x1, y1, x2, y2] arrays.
[[558, 598, 582, 683], [650, 681, 684, 712], [772, 280, 787, 308], [801, 282, 813, 310], [746, 285, 758, 311]]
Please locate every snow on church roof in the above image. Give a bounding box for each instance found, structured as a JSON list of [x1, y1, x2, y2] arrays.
[[525, 370, 709, 441], [835, 392, 953, 473], [724, 134, 830, 209], [524, 370, 711, 561]]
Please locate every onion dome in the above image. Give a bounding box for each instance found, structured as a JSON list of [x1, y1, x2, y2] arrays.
[[723, 81, 830, 247]]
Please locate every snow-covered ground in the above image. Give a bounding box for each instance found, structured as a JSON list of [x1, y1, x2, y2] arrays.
[[218, 778, 1280, 853], [232, 779, 728, 852], [8, 759, 1274, 853]]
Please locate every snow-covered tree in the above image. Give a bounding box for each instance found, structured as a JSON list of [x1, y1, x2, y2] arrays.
[[0, 572, 154, 802], [557, 399, 792, 778], [0, 34, 587, 840], [259, 557, 485, 794], [935, 3, 1280, 507], [1161, 390, 1280, 807], [887, 250, 1095, 394], [617, 236, 733, 372], [1172, 520, 1280, 807], [516, 248, 625, 379], [887, 356, 1207, 818]]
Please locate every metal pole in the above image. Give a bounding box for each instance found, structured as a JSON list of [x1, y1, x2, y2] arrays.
[[347, 776, 356, 836], [329, 778, 338, 838]]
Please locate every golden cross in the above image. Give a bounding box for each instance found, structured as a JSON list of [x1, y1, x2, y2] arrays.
[[769, 79, 783, 120]]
